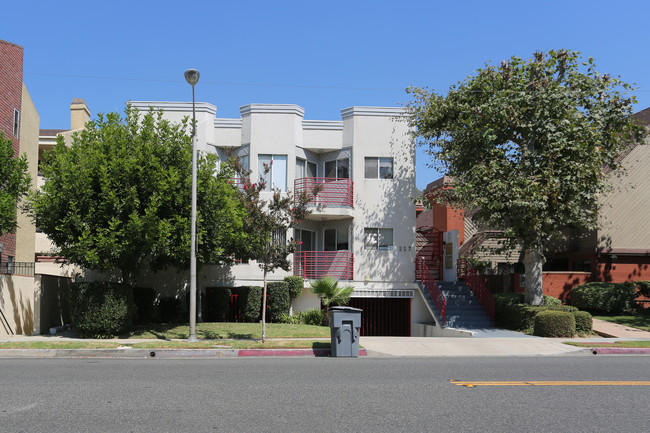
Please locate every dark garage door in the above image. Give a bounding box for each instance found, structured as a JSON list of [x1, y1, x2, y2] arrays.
[[348, 297, 411, 336]]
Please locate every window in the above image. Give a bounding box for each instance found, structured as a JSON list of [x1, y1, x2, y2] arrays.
[[258, 154, 287, 191], [364, 157, 393, 179], [295, 229, 315, 251], [240, 155, 249, 171], [364, 228, 393, 250], [324, 228, 349, 251], [13, 109, 20, 137], [296, 158, 317, 179], [325, 158, 349, 179]]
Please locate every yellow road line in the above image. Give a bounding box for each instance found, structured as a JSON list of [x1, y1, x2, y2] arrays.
[[451, 380, 650, 387]]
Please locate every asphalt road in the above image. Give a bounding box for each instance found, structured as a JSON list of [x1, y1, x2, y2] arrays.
[[1, 356, 648, 432]]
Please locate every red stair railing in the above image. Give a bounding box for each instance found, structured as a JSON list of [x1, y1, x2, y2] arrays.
[[416, 257, 446, 324], [457, 258, 495, 323]]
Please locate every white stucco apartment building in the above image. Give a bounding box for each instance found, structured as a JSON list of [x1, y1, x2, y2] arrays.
[[129, 101, 433, 335]]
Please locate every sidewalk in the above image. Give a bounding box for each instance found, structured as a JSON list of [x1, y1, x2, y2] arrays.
[[591, 318, 650, 338], [1, 322, 649, 358]]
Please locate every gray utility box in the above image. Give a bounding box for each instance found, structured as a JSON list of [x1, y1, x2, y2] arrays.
[[328, 306, 362, 357]]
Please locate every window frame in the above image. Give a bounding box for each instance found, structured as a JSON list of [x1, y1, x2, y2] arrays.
[[364, 157, 393, 179], [364, 228, 394, 251], [324, 158, 350, 179], [258, 154, 287, 191], [13, 109, 20, 137]]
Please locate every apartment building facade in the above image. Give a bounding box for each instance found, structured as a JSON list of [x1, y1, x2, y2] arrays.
[[130, 101, 433, 335]]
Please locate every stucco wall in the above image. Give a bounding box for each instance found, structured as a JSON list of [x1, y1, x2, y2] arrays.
[[0, 274, 34, 336], [15, 84, 39, 262]]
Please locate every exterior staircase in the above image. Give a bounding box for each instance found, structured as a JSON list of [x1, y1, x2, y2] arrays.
[[421, 281, 494, 330]]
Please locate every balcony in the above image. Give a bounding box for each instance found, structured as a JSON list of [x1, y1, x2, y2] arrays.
[[293, 251, 354, 281], [294, 177, 354, 220]]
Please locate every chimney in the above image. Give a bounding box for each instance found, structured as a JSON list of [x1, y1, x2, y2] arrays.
[[70, 98, 90, 130]]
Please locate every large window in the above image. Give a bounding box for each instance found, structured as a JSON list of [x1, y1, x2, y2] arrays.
[[296, 158, 317, 179], [324, 228, 349, 251], [325, 158, 349, 179], [258, 154, 287, 191], [364, 228, 393, 251], [364, 157, 393, 179]]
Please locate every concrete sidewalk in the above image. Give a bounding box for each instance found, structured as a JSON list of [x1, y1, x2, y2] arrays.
[[592, 318, 650, 338]]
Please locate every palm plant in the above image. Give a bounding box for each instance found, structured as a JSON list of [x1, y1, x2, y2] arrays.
[[310, 277, 354, 321]]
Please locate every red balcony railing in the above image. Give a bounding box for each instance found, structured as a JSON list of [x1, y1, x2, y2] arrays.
[[457, 258, 495, 323], [416, 257, 446, 324], [294, 177, 353, 208], [293, 251, 354, 280]]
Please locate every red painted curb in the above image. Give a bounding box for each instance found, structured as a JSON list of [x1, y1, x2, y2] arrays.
[[237, 348, 367, 357], [592, 348, 650, 355]]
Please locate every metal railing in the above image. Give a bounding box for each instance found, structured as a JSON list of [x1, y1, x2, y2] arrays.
[[416, 257, 446, 324], [293, 251, 354, 281], [457, 258, 495, 323], [0, 262, 35, 277], [294, 177, 353, 208]]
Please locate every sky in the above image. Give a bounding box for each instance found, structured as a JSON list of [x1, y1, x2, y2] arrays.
[[4, 0, 650, 189]]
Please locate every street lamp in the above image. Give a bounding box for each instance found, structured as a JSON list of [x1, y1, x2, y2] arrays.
[[185, 68, 200, 342]]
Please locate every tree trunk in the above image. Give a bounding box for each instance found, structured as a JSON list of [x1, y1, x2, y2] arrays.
[[523, 247, 545, 306], [261, 269, 268, 343]]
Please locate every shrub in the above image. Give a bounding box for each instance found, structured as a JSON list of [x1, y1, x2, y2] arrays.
[[636, 281, 650, 298], [267, 282, 291, 322], [284, 276, 305, 300], [277, 312, 300, 324], [573, 310, 593, 334], [132, 287, 156, 324], [494, 294, 579, 335], [300, 308, 325, 326], [569, 282, 637, 314], [543, 295, 562, 306], [70, 282, 133, 338], [206, 287, 231, 322], [545, 305, 578, 313], [158, 296, 182, 323], [241, 286, 262, 322], [533, 310, 576, 337]]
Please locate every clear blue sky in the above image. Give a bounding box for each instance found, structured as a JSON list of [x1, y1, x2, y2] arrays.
[[4, 0, 650, 189]]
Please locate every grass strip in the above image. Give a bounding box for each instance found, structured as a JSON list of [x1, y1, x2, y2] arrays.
[[564, 341, 650, 348], [0, 340, 331, 350]]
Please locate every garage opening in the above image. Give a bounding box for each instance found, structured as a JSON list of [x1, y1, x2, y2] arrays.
[[348, 297, 411, 336]]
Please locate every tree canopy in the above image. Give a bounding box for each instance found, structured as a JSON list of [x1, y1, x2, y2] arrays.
[[407, 50, 647, 304], [29, 106, 245, 284], [0, 132, 31, 237]]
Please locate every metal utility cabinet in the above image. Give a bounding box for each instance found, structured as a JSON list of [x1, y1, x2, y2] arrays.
[[328, 306, 362, 357]]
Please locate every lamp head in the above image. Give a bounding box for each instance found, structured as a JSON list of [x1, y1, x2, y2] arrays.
[[184, 69, 200, 86]]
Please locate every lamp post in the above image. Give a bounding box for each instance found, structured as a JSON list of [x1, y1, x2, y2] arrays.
[[185, 68, 200, 342]]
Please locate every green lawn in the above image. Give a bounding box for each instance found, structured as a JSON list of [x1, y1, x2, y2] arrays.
[[592, 310, 650, 332], [124, 322, 331, 340], [564, 341, 650, 348], [0, 323, 333, 350]]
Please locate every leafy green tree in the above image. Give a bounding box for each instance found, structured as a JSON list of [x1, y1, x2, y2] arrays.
[[233, 161, 318, 341], [29, 106, 245, 285], [0, 132, 31, 236], [408, 50, 647, 305], [310, 276, 354, 321]]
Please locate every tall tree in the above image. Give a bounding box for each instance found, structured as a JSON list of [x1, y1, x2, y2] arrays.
[[234, 161, 318, 341], [28, 106, 245, 285], [407, 50, 647, 305], [0, 132, 31, 237]]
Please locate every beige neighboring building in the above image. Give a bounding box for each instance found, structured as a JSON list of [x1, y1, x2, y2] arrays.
[[35, 99, 90, 277]]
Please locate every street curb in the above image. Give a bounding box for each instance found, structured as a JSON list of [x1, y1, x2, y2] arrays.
[[591, 348, 650, 355], [0, 348, 368, 359]]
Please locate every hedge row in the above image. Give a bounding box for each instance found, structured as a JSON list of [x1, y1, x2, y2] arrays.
[[569, 282, 638, 314], [494, 293, 592, 336]]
